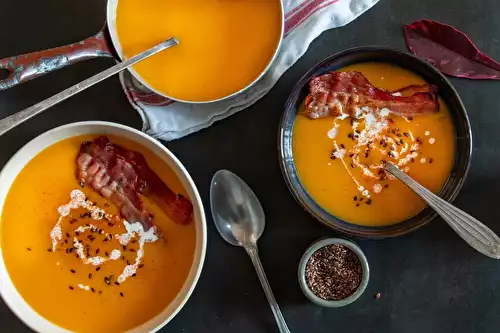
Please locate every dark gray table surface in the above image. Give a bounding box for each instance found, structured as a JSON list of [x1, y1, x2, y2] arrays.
[[1, 0, 500, 332]]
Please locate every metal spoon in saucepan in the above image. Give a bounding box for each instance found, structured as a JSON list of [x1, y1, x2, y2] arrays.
[[385, 163, 500, 259], [210, 170, 291, 333], [0, 38, 178, 137]]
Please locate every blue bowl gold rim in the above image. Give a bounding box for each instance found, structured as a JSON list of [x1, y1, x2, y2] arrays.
[[278, 46, 473, 238]]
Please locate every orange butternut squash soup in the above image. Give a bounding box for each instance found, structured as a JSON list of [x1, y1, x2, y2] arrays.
[[0, 135, 196, 332], [293, 63, 455, 226], [116, 0, 282, 102]]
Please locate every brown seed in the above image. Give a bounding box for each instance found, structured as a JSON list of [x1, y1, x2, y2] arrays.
[[104, 277, 111, 285], [69, 248, 74, 253], [27, 247, 31, 251], [96, 249, 100, 255], [89, 273, 92, 279], [366, 199, 372, 205], [356, 203, 360, 207], [64, 239, 68, 244], [408, 117, 413, 121], [375, 292, 381, 299], [429, 158, 434, 164], [340, 143, 345, 149], [350, 163, 355, 169], [65, 248, 69, 254], [132, 273, 137, 277], [131, 240, 137, 244], [75, 231, 80, 236], [114, 282, 120, 286], [138, 264, 144, 269], [384, 184, 389, 188], [66, 232, 70, 238], [47, 248, 52, 252], [129, 249, 135, 252], [96, 267, 101, 272], [70, 269, 76, 274], [120, 292, 124, 297], [105, 251, 109, 256], [91, 288, 95, 293], [396, 133, 402, 137], [122, 245, 127, 251], [359, 198, 364, 202], [99, 290, 102, 294], [403, 132, 409, 137], [354, 196, 358, 201], [104, 203, 110, 207], [69, 286, 74, 290]]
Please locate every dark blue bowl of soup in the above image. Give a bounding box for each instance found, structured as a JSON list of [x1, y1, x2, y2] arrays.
[[278, 46, 472, 238]]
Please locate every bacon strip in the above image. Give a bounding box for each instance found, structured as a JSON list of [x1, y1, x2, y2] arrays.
[[76, 136, 193, 230], [301, 71, 439, 119]]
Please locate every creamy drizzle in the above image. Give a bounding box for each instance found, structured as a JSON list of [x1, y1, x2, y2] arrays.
[[49, 190, 159, 287]]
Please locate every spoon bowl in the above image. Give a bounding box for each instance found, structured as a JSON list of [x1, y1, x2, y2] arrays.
[[210, 170, 264, 247]]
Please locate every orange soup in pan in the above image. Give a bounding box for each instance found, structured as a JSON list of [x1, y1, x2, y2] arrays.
[[293, 62, 455, 226], [116, 0, 283, 102]]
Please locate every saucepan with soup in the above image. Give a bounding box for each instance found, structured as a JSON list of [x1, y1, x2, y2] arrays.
[[0, 0, 284, 102], [279, 47, 472, 238]]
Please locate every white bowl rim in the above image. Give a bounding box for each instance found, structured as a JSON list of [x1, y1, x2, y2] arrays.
[[106, 0, 285, 104], [0, 121, 207, 333]]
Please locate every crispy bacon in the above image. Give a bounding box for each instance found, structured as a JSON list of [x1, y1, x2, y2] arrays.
[[301, 71, 439, 119], [76, 136, 193, 230]]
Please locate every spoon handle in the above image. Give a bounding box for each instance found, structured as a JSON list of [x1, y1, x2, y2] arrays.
[[0, 38, 178, 137], [385, 163, 500, 259], [245, 245, 291, 333]]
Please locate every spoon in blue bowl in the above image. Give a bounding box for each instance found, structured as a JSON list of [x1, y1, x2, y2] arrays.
[[210, 170, 291, 333], [385, 163, 500, 259]]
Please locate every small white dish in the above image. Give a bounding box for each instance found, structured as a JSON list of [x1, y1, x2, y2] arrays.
[[0, 121, 207, 333], [298, 237, 369, 307]]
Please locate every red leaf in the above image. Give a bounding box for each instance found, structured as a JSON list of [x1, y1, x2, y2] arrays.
[[404, 19, 500, 79]]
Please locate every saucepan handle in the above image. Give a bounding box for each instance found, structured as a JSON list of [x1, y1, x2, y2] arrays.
[[0, 28, 114, 91]]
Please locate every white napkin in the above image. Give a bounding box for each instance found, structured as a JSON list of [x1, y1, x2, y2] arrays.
[[119, 0, 379, 141]]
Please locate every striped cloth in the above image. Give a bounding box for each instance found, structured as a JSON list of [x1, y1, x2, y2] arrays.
[[119, 0, 379, 141]]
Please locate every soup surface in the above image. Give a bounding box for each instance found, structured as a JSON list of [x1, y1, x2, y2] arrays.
[[1, 135, 196, 332], [293, 63, 455, 226], [116, 0, 282, 102]]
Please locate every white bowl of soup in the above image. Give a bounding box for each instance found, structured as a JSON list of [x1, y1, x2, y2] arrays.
[[0, 122, 207, 332]]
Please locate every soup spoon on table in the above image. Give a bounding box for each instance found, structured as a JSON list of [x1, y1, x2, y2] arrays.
[[385, 163, 500, 259], [0, 38, 179, 137], [210, 170, 291, 333]]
